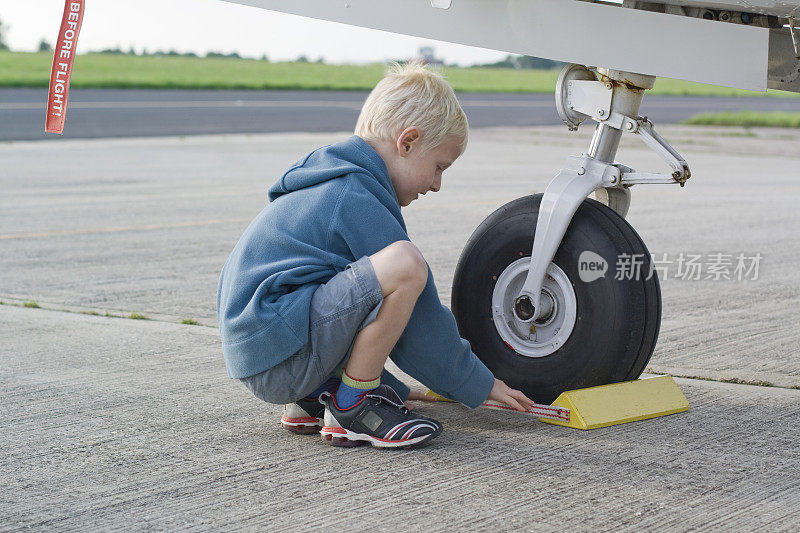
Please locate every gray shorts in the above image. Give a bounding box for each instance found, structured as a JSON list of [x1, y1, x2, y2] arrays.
[[240, 255, 383, 404]]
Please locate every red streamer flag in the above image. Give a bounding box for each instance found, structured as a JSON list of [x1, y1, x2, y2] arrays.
[[45, 1, 85, 134]]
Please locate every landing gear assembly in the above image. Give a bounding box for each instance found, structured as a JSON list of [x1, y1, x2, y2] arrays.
[[452, 65, 689, 404]]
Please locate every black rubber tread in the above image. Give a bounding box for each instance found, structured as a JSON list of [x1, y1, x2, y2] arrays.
[[451, 194, 662, 403], [581, 198, 661, 380]]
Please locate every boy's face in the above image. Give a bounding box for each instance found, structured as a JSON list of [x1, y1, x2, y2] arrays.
[[386, 127, 464, 207]]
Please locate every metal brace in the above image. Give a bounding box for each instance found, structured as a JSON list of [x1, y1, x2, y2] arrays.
[[790, 17, 800, 59], [568, 82, 690, 185], [618, 117, 691, 186]]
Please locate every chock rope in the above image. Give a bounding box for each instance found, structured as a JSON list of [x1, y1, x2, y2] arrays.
[[426, 389, 570, 422], [480, 400, 570, 422], [45, 0, 85, 134]]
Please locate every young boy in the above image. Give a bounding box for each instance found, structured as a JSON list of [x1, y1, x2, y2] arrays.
[[217, 62, 534, 449]]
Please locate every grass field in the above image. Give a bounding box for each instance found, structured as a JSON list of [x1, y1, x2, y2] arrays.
[[2, 51, 798, 97], [683, 110, 800, 128]]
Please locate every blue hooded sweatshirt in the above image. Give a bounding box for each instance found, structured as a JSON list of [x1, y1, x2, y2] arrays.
[[217, 135, 494, 408]]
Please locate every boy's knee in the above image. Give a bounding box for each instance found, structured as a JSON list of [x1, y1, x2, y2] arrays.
[[384, 241, 428, 292]]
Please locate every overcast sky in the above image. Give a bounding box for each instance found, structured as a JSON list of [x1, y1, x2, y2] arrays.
[[0, 0, 509, 66]]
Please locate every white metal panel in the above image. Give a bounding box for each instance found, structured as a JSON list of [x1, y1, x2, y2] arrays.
[[223, 0, 769, 90]]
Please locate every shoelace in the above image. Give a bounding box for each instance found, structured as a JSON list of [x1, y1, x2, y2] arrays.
[[319, 389, 411, 414], [366, 392, 410, 414]]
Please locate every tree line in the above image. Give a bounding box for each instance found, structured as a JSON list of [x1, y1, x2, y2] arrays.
[[474, 55, 563, 70]]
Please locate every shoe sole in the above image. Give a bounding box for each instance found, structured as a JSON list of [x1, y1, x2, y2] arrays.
[[320, 425, 439, 449], [281, 415, 323, 435]]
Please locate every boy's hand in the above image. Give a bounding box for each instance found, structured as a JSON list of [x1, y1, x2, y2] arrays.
[[488, 378, 536, 412]]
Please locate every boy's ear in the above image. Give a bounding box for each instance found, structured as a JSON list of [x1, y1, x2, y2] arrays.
[[397, 127, 422, 156]]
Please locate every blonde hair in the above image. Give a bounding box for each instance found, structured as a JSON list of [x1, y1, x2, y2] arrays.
[[355, 60, 468, 152]]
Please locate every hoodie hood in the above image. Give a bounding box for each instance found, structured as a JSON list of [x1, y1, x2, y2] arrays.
[[268, 135, 398, 205]]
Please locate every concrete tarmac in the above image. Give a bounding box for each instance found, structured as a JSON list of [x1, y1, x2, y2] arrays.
[[2, 305, 799, 530], [2, 125, 800, 529]]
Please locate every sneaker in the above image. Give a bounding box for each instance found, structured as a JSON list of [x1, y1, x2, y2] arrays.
[[319, 384, 443, 449], [281, 397, 325, 434]]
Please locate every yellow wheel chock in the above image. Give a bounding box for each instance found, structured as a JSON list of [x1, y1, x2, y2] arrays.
[[425, 375, 689, 430]]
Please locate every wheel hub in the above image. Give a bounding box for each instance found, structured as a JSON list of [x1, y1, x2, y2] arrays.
[[512, 296, 535, 321], [492, 258, 577, 358], [513, 291, 555, 323]]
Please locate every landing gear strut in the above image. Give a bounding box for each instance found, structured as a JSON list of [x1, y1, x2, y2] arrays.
[[452, 64, 688, 403]]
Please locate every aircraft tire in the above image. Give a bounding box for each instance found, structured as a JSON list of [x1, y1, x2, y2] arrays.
[[451, 194, 661, 404]]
